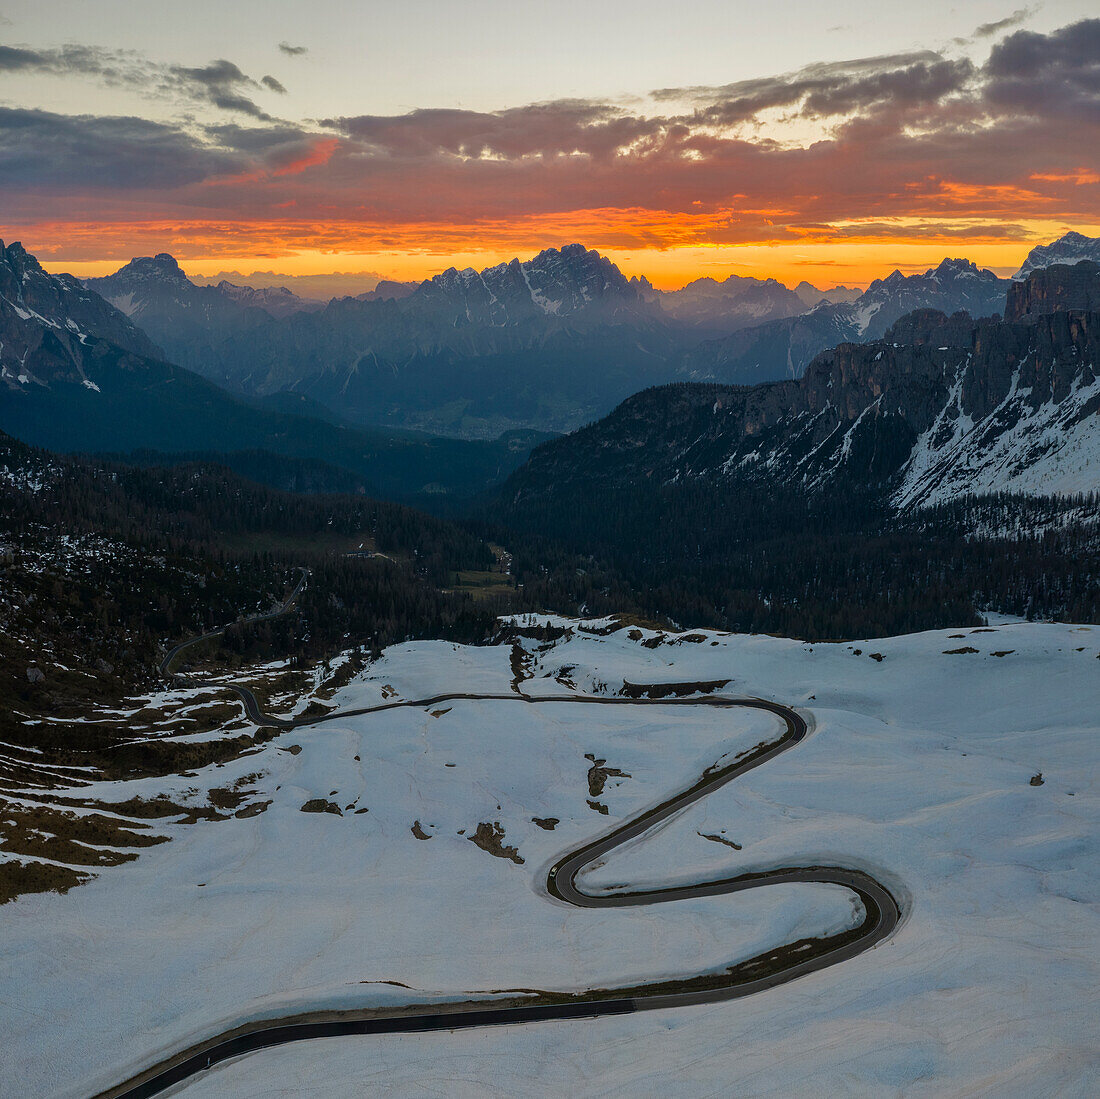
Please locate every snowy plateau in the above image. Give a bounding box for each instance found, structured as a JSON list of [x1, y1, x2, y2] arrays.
[[2, 618, 1098, 1098]]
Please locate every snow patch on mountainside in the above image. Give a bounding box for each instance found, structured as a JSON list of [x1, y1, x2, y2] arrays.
[[896, 363, 1100, 507]]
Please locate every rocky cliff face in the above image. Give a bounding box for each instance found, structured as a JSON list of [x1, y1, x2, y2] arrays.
[[1005, 261, 1100, 323], [504, 307, 1099, 510]]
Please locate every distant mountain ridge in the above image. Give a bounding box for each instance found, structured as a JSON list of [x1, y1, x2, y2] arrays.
[[73, 232, 1100, 442], [81, 244, 1018, 439], [793, 281, 861, 307], [676, 257, 1012, 387], [638, 272, 807, 338], [100, 243, 679, 438], [83, 254, 322, 376]]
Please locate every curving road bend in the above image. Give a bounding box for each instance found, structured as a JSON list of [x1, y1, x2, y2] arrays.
[[98, 606, 902, 1099]]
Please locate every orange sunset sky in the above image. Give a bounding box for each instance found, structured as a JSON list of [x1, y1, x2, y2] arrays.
[[0, 1, 1096, 292]]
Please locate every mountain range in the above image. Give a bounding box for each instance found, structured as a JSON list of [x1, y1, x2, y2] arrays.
[[3, 232, 1097, 514], [75, 241, 1070, 439]]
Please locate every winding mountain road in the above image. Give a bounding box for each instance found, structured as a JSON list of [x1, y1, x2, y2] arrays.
[[101, 601, 902, 1099]]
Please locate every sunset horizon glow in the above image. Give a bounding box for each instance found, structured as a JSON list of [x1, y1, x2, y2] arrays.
[[32, 223, 1100, 294]]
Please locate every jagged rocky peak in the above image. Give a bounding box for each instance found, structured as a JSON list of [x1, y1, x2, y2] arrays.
[[108, 253, 190, 284], [84, 254, 198, 318], [0, 239, 46, 278], [651, 270, 807, 335], [85, 253, 321, 334], [213, 281, 320, 316], [418, 244, 640, 324], [1006, 261, 1100, 323], [355, 279, 417, 303], [1014, 231, 1100, 280], [521, 243, 636, 309], [794, 281, 862, 307], [931, 257, 985, 279], [867, 258, 997, 297], [0, 241, 162, 391]]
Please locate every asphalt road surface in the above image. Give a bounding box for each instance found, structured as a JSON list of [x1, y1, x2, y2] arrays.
[[99, 609, 901, 1098]]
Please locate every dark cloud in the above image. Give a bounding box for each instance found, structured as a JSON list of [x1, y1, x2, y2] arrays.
[[324, 50, 978, 165], [974, 8, 1033, 39], [278, 42, 308, 57], [325, 101, 656, 160], [654, 51, 943, 103], [655, 52, 975, 126], [0, 45, 48, 71], [0, 43, 152, 83], [0, 107, 242, 191], [204, 122, 310, 152], [984, 18, 1100, 123], [164, 59, 272, 119], [0, 43, 278, 118]]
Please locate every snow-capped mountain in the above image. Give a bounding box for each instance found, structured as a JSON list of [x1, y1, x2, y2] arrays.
[[1013, 231, 1100, 280], [412, 243, 646, 325], [0, 241, 161, 393], [677, 258, 1011, 387], [504, 268, 1100, 512]]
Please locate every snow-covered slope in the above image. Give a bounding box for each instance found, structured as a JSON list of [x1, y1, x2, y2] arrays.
[[1014, 231, 1100, 280], [894, 339, 1100, 506], [2, 618, 1098, 1097]]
